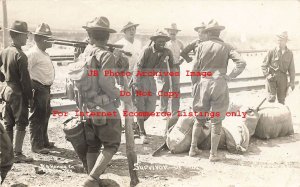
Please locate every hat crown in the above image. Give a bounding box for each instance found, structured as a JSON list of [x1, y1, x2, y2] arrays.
[[204, 19, 225, 31], [150, 29, 170, 41], [121, 21, 139, 32], [83, 16, 116, 33], [154, 30, 169, 37], [207, 19, 220, 28], [34, 23, 52, 36], [194, 22, 206, 32], [170, 23, 178, 30], [10, 20, 29, 33], [277, 31, 288, 39], [165, 23, 181, 31], [86, 16, 110, 29]]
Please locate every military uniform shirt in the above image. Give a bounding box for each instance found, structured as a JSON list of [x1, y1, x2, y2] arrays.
[[261, 46, 295, 83], [0, 43, 32, 99]]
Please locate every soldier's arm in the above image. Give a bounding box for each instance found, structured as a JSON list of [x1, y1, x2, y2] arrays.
[[191, 45, 201, 85], [228, 48, 246, 79], [261, 50, 272, 77], [132, 48, 148, 87], [0, 52, 5, 82], [288, 52, 295, 84], [180, 40, 197, 63], [17, 54, 33, 100], [26, 51, 36, 78], [97, 52, 121, 100]]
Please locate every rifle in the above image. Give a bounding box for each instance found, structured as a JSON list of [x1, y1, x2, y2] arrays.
[[47, 38, 132, 57]]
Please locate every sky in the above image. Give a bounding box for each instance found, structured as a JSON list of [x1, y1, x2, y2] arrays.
[[1, 0, 299, 35]]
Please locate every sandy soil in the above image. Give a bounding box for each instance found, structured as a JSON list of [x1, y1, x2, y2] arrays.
[[2, 88, 300, 187]]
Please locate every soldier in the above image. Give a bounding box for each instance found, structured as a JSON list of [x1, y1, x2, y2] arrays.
[[81, 16, 130, 187], [160, 23, 184, 118], [132, 30, 174, 144], [189, 20, 246, 161], [180, 22, 207, 63], [115, 22, 143, 136], [261, 31, 295, 104], [115, 21, 142, 74], [27, 23, 55, 154], [0, 20, 34, 163]]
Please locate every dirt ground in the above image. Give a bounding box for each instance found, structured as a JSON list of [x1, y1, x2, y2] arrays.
[[2, 88, 300, 187]]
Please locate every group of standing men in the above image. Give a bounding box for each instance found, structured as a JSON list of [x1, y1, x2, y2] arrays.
[[0, 15, 296, 186], [0, 21, 55, 164]]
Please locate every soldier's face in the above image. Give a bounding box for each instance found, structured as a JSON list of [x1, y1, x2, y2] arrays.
[[167, 30, 178, 40], [18, 33, 28, 46], [43, 37, 53, 49], [197, 29, 207, 41], [154, 38, 167, 51], [277, 38, 287, 48], [124, 26, 136, 39]]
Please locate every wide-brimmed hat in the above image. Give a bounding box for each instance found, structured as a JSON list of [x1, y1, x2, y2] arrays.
[[277, 31, 289, 41], [7, 20, 30, 34], [203, 19, 225, 32], [82, 17, 116, 33], [194, 22, 206, 32], [165, 23, 181, 32], [150, 30, 170, 41], [32, 23, 52, 37], [121, 22, 139, 32]]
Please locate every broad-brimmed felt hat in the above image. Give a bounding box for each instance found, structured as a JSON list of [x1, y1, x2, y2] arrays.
[[121, 22, 139, 32], [7, 20, 30, 34], [203, 19, 225, 32], [277, 31, 290, 41], [33, 23, 52, 37], [165, 23, 181, 32], [194, 22, 206, 32], [150, 30, 170, 41], [82, 16, 116, 33]]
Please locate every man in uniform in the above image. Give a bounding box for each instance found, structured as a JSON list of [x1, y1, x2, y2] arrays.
[[132, 30, 174, 144], [189, 20, 246, 161], [27, 23, 55, 154], [180, 22, 207, 63], [81, 16, 130, 187], [0, 20, 33, 163], [261, 31, 295, 104], [160, 23, 184, 118]]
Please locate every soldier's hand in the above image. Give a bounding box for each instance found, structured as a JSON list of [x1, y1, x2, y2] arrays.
[[266, 74, 275, 81], [113, 48, 122, 62], [224, 75, 232, 81], [289, 82, 295, 90], [178, 58, 185, 65], [28, 99, 34, 109], [121, 95, 132, 104]]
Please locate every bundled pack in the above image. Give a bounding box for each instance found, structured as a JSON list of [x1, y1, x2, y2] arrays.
[[166, 116, 195, 154], [254, 102, 294, 139], [222, 117, 250, 153], [63, 117, 88, 171]]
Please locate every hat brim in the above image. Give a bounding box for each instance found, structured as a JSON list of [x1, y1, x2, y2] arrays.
[[194, 26, 205, 32], [6, 28, 30, 34], [203, 26, 225, 32], [82, 26, 116, 33], [121, 24, 139, 32], [150, 35, 170, 42], [165, 28, 181, 32], [276, 35, 290, 41]]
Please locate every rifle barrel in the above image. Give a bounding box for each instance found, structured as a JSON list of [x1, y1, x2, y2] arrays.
[[48, 38, 132, 56]]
